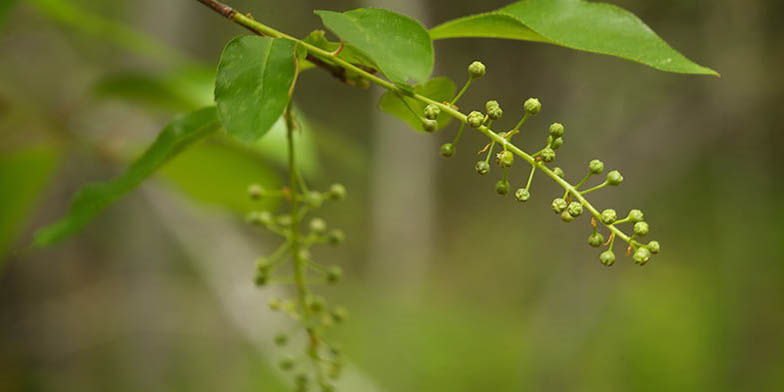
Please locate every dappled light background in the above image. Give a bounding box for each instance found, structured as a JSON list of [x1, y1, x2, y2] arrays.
[[1, 0, 783, 391]]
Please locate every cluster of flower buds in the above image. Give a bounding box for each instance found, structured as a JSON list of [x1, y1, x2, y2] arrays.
[[425, 60, 661, 267], [246, 182, 348, 391]]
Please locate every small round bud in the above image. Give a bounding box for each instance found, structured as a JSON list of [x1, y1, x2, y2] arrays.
[[305, 191, 323, 208], [607, 170, 624, 186], [475, 160, 490, 175], [327, 229, 345, 245], [628, 209, 644, 223], [647, 240, 661, 254], [332, 306, 349, 323], [279, 357, 295, 371], [328, 183, 347, 200], [326, 266, 343, 284], [257, 211, 273, 225], [306, 295, 326, 312], [552, 198, 568, 214], [247, 184, 264, 200], [424, 104, 440, 120], [561, 210, 575, 222], [600, 209, 617, 224], [633, 247, 652, 265], [567, 201, 583, 217], [309, 218, 327, 234], [515, 188, 530, 202], [549, 122, 564, 138], [485, 100, 500, 111], [541, 148, 556, 162], [297, 248, 311, 261], [468, 60, 486, 78], [268, 297, 282, 311], [422, 118, 438, 133], [550, 137, 563, 150], [254, 270, 269, 286], [588, 232, 605, 247], [467, 111, 484, 128], [589, 159, 605, 175], [274, 333, 288, 346], [487, 106, 503, 120], [495, 179, 510, 195], [497, 150, 514, 167], [523, 98, 541, 115], [552, 167, 565, 178], [600, 250, 616, 266], [633, 221, 649, 236], [439, 143, 455, 158]]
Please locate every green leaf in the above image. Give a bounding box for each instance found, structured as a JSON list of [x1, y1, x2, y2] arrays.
[[429, 0, 718, 76], [378, 77, 456, 132], [33, 107, 220, 247], [315, 8, 434, 84], [215, 36, 297, 142]]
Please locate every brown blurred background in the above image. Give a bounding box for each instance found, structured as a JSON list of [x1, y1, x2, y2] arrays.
[[1, 0, 783, 391]]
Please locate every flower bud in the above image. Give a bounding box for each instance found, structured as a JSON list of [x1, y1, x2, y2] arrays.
[[497, 150, 514, 167], [305, 191, 323, 208], [328, 183, 347, 200], [633, 221, 649, 236], [588, 232, 605, 247], [488, 106, 503, 120], [485, 100, 500, 111], [467, 111, 484, 128], [549, 122, 564, 138], [309, 218, 327, 234], [567, 201, 583, 217], [552, 167, 565, 178], [268, 297, 282, 311], [297, 248, 311, 261], [440, 143, 455, 158], [254, 270, 269, 286], [279, 357, 295, 371], [475, 160, 490, 175], [523, 98, 541, 115], [306, 295, 326, 312], [551, 137, 563, 150], [541, 148, 556, 162], [468, 60, 486, 78], [647, 240, 661, 254], [274, 333, 288, 346], [247, 184, 264, 200], [515, 188, 530, 202], [561, 210, 574, 222], [600, 209, 617, 224], [633, 247, 652, 265], [424, 104, 440, 120], [422, 118, 438, 133], [589, 159, 604, 175], [600, 250, 616, 266], [326, 266, 343, 284], [628, 209, 644, 223], [607, 170, 623, 186], [328, 229, 345, 245], [495, 179, 510, 195], [276, 214, 293, 227], [332, 306, 349, 323], [552, 198, 567, 213]]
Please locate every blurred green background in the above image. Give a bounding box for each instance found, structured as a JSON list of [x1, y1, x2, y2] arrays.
[[1, 0, 783, 391]]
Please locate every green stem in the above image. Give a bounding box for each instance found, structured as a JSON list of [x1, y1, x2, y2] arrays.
[[581, 180, 609, 195], [524, 165, 536, 190], [453, 122, 466, 145], [451, 77, 473, 105]]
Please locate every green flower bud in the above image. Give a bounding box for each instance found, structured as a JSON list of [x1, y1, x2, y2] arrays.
[[247, 184, 264, 200], [589, 159, 605, 175], [607, 170, 623, 186], [274, 333, 288, 346], [647, 240, 661, 254], [468, 60, 486, 78], [279, 357, 295, 371], [328, 183, 347, 200], [440, 143, 455, 158], [305, 191, 323, 208], [561, 210, 575, 222], [276, 214, 293, 227], [422, 118, 438, 133], [488, 106, 503, 120], [424, 104, 440, 120], [600, 250, 616, 266], [332, 306, 349, 323], [541, 148, 556, 162], [297, 248, 311, 261], [495, 179, 510, 195], [485, 100, 500, 111], [633, 221, 649, 236], [328, 229, 345, 245], [628, 209, 644, 223], [254, 270, 269, 286], [552, 198, 568, 214], [549, 122, 564, 138], [524, 98, 541, 115], [551, 137, 563, 150], [552, 167, 565, 178], [567, 201, 583, 217], [475, 160, 490, 175], [326, 266, 343, 284], [515, 188, 530, 202], [600, 209, 617, 224], [588, 232, 605, 247], [268, 297, 282, 311], [258, 211, 273, 225], [497, 150, 514, 167], [245, 211, 262, 226], [633, 247, 652, 265], [309, 218, 327, 234], [306, 295, 326, 312], [467, 111, 484, 128]]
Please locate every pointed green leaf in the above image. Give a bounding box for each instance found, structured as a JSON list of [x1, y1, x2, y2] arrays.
[[430, 0, 718, 76], [215, 36, 297, 142], [315, 8, 434, 84], [378, 77, 456, 132], [34, 107, 220, 247]]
